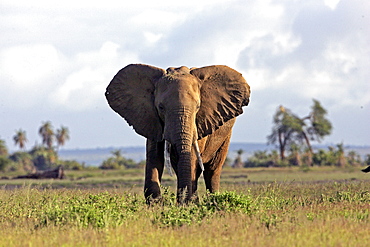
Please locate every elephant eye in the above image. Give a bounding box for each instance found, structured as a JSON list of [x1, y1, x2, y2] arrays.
[[158, 104, 165, 112]]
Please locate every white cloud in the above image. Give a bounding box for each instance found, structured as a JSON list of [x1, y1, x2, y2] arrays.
[[143, 32, 163, 44], [50, 66, 105, 110], [0, 44, 62, 87], [324, 0, 341, 10], [0, 44, 66, 109], [49, 41, 139, 111]]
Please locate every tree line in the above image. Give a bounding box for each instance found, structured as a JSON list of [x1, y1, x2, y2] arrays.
[[232, 99, 370, 168], [0, 121, 82, 172]]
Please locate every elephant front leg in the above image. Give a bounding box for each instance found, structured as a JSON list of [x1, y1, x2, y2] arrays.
[[144, 139, 164, 204]]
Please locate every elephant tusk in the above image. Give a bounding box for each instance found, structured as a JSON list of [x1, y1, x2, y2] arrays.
[[193, 140, 204, 172], [164, 140, 173, 177]]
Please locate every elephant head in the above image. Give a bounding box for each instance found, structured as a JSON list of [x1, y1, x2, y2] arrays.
[[105, 64, 250, 201]]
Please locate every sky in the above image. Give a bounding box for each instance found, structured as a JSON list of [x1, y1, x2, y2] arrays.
[[1, 0, 369, 151]]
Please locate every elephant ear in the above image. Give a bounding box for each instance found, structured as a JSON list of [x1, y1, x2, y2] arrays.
[[190, 65, 250, 139], [105, 64, 165, 141]]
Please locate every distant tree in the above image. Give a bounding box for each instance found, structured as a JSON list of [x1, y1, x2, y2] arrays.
[[267, 106, 304, 160], [232, 149, 244, 168], [99, 149, 137, 169], [39, 121, 54, 149], [302, 99, 333, 153], [56, 126, 70, 150], [0, 139, 8, 156], [111, 149, 122, 158], [13, 129, 28, 150], [268, 100, 332, 161], [335, 143, 346, 167], [347, 150, 362, 167]]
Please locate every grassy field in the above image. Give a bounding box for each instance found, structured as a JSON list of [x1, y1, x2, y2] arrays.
[[0, 167, 369, 247]]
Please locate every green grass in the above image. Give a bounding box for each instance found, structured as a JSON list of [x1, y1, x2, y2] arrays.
[[0, 167, 369, 246]]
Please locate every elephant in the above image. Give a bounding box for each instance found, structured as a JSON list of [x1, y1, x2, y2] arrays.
[[105, 64, 250, 203], [362, 166, 370, 173]]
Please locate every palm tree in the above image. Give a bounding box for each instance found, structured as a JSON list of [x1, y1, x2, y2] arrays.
[[232, 149, 244, 168], [56, 126, 70, 150], [0, 139, 8, 156], [39, 121, 54, 149], [13, 129, 28, 150]]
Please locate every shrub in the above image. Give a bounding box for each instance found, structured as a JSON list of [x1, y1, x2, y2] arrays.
[[99, 150, 139, 169], [99, 157, 123, 169], [152, 190, 254, 227], [9, 151, 36, 172], [29, 146, 58, 170], [244, 150, 280, 167], [59, 160, 85, 170], [0, 155, 11, 171]]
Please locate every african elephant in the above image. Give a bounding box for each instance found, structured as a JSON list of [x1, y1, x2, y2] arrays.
[[105, 64, 250, 203]]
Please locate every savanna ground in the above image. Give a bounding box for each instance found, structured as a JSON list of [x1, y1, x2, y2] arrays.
[[0, 166, 369, 247]]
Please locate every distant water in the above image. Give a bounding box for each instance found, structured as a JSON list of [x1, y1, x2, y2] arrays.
[[59, 143, 370, 167], [59, 146, 146, 166]]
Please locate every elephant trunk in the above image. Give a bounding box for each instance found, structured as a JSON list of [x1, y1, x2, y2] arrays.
[[164, 109, 196, 203]]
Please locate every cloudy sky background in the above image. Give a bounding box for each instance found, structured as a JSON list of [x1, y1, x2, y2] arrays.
[[1, 0, 369, 151]]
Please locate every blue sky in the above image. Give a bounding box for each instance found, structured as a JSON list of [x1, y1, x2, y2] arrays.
[[1, 0, 369, 150]]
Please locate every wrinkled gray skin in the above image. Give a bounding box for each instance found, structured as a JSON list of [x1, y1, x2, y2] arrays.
[[105, 64, 250, 204]]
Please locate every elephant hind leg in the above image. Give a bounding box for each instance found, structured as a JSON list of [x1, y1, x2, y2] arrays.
[[203, 135, 231, 193]]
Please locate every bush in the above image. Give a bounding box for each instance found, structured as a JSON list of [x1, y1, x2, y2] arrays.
[[9, 151, 36, 172], [59, 160, 85, 170], [0, 155, 11, 171], [99, 150, 139, 169], [244, 150, 280, 167], [99, 157, 122, 169], [29, 146, 58, 170]]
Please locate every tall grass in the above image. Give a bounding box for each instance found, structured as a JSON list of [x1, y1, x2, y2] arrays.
[[0, 178, 369, 246]]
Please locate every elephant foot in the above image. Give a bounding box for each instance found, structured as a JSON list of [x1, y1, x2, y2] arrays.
[[176, 188, 200, 205], [361, 166, 370, 173], [176, 187, 190, 205], [144, 187, 162, 205], [145, 194, 163, 205]]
